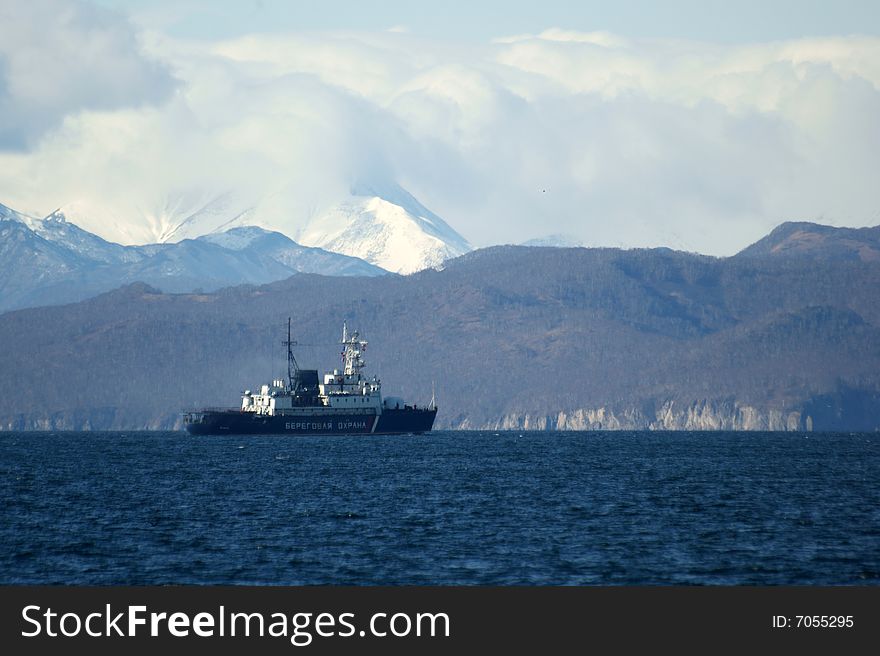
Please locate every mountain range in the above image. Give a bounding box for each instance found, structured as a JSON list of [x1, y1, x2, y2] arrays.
[[38, 183, 472, 275], [0, 220, 878, 432], [0, 204, 386, 312]]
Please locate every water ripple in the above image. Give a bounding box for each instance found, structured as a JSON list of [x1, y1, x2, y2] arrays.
[[0, 430, 877, 585]]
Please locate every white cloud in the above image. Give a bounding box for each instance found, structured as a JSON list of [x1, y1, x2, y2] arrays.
[[0, 0, 176, 150], [0, 11, 878, 254]]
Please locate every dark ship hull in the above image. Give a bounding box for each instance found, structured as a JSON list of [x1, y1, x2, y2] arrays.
[[184, 407, 437, 436]]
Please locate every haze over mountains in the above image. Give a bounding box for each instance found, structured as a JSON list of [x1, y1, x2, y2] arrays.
[[0, 203, 386, 312], [0, 219, 878, 432], [0, 180, 480, 311], [34, 182, 472, 276]]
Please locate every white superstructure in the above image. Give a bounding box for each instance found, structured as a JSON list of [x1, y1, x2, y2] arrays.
[[240, 321, 385, 416], [319, 322, 383, 410]]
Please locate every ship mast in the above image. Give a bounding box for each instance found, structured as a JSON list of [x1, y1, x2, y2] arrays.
[[341, 321, 368, 380], [282, 317, 299, 390]]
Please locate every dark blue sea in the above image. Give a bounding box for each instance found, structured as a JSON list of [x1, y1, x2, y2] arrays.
[[1, 431, 878, 585]]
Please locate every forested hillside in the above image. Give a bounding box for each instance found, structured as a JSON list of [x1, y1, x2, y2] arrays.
[[1, 225, 878, 430]]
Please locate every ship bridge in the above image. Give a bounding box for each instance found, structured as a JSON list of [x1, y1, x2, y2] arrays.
[[319, 323, 383, 410], [239, 321, 384, 415]]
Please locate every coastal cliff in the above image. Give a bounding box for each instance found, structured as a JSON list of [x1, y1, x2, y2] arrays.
[[462, 400, 810, 432]]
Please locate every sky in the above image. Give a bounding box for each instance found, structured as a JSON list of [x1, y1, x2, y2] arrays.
[[0, 0, 879, 252], [97, 0, 880, 44]]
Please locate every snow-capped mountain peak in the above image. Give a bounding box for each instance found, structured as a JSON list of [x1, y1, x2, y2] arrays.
[[0, 202, 40, 228], [297, 184, 471, 274], [10, 181, 470, 275], [1, 203, 128, 263], [45, 208, 67, 222], [196, 225, 270, 250], [41, 193, 255, 246], [0, 201, 389, 313], [156, 193, 256, 244]]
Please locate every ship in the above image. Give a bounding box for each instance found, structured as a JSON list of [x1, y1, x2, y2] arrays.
[[183, 320, 437, 435]]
